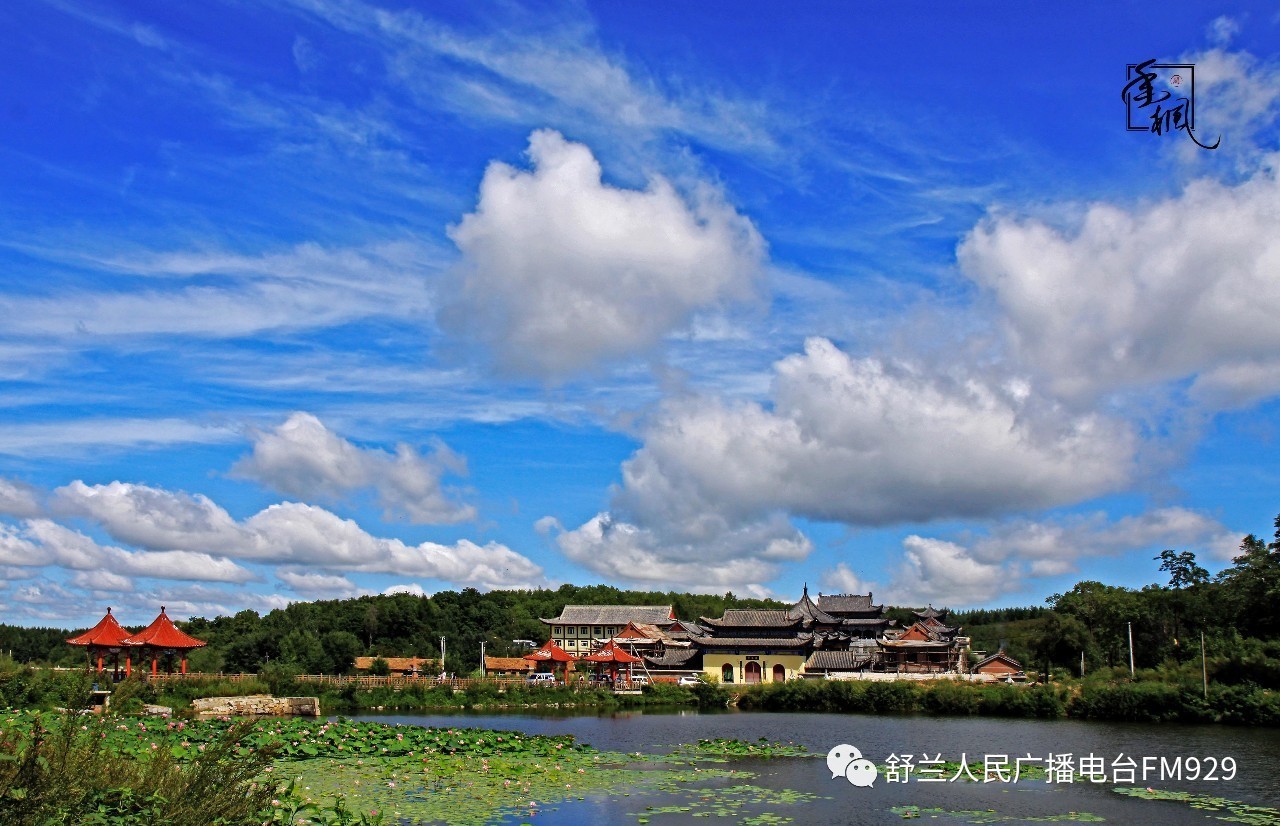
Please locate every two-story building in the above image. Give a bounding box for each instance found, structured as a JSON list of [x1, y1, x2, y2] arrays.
[[539, 605, 676, 655]]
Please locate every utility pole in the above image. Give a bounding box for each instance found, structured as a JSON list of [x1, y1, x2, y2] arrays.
[[480, 641, 486, 677], [1080, 650, 1085, 679], [440, 636, 447, 677], [1201, 631, 1208, 700], [1127, 622, 1135, 677]]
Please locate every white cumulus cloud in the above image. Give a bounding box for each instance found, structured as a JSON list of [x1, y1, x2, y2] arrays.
[[555, 336, 1134, 594], [617, 337, 1134, 528], [0, 478, 43, 518], [959, 163, 1280, 408], [234, 412, 476, 524], [440, 130, 764, 379]]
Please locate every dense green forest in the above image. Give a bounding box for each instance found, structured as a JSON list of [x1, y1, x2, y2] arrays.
[[4, 513, 1277, 688]]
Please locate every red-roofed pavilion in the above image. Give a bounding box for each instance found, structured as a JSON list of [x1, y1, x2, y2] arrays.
[[523, 638, 575, 680], [122, 606, 206, 676], [66, 607, 136, 680], [583, 638, 641, 685]]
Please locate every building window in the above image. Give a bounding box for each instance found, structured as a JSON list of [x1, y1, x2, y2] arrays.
[[552, 627, 562, 637], [580, 626, 588, 636], [593, 626, 602, 637]]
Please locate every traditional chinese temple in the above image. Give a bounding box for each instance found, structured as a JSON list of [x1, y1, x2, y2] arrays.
[[874, 606, 969, 674], [689, 606, 814, 684], [815, 592, 892, 639], [688, 589, 969, 680]]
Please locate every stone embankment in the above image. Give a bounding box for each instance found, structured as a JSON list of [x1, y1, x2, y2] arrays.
[[191, 694, 320, 716]]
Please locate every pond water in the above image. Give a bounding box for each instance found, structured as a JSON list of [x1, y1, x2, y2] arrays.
[[353, 708, 1280, 825]]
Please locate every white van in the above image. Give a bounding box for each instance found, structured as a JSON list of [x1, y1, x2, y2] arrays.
[[526, 672, 557, 685]]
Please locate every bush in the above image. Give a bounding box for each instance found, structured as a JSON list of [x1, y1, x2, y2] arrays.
[[1068, 682, 1207, 723], [864, 680, 921, 714], [639, 682, 696, 705], [1211, 683, 1280, 726], [920, 680, 979, 716], [0, 713, 279, 826], [982, 683, 1067, 718], [689, 680, 732, 709]]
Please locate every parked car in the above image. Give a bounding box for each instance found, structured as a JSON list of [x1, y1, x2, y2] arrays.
[[630, 675, 649, 686], [677, 675, 702, 686], [526, 672, 557, 684]]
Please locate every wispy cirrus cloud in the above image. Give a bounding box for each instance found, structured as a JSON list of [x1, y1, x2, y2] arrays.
[[0, 418, 239, 457], [0, 241, 436, 340], [286, 0, 780, 159]]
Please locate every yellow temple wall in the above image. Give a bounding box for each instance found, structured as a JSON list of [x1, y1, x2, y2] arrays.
[[701, 652, 807, 684]]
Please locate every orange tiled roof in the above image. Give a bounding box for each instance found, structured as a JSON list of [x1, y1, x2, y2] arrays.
[[121, 607, 206, 650], [66, 608, 134, 648], [524, 639, 575, 662], [485, 657, 535, 672], [583, 638, 642, 663]]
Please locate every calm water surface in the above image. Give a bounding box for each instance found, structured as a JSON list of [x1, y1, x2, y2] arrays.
[[354, 708, 1280, 825]]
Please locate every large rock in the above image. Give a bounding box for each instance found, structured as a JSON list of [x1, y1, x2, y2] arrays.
[[191, 694, 320, 717]]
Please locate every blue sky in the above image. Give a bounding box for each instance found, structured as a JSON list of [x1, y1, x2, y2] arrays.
[[3, 1, 1280, 626]]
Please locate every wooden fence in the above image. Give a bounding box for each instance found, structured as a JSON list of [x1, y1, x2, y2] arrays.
[[135, 672, 569, 690]]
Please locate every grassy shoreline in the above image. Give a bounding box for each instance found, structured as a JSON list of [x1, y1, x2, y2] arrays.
[[5, 665, 1278, 726]]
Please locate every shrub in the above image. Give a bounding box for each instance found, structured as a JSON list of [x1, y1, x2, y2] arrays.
[[921, 680, 979, 716], [0, 713, 279, 826]]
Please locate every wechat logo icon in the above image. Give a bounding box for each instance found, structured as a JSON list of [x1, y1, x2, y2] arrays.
[[826, 744, 878, 788]]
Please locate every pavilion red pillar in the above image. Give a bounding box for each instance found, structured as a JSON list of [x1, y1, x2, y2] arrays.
[[151, 656, 157, 676], [125, 656, 131, 677], [181, 657, 187, 675], [96, 654, 103, 671]]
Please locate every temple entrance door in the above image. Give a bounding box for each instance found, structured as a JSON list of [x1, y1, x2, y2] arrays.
[[772, 664, 785, 682], [721, 664, 734, 683], [744, 662, 761, 684]]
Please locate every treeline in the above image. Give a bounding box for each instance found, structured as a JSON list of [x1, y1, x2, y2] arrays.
[[15, 584, 784, 677], [1028, 514, 1280, 689]]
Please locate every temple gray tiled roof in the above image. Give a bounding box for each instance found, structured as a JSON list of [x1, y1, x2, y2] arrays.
[[804, 650, 872, 671], [817, 593, 881, 614], [644, 648, 701, 667], [541, 606, 673, 625], [687, 633, 813, 649], [787, 589, 839, 624], [698, 610, 801, 628]]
